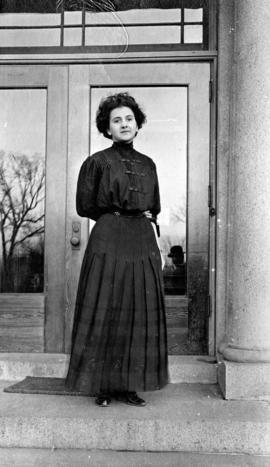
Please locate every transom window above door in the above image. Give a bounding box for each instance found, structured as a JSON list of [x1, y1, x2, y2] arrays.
[[0, 0, 216, 53]]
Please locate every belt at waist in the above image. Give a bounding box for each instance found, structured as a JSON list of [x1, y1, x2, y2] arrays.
[[110, 209, 144, 218], [109, 209, 160, 237]]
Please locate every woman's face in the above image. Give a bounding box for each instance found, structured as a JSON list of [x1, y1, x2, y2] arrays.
[[108, 106, 138, 143]]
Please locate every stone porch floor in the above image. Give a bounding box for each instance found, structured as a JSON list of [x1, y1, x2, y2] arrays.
[[0, 380, 269, 455]]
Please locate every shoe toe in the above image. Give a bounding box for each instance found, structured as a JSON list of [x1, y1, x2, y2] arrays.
[[126, 392, 146, 406], [95, 396, 111, 407]]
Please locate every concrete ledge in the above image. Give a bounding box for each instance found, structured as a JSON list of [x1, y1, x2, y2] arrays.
[[169, 355, 218, 383], [1, 448, 270, 467], [0, 354, 70, 381], [0, 353, 218, 384], [0, 381, 269, 454], [218, 360, 270, 400]]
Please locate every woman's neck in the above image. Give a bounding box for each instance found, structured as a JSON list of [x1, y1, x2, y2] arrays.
[[112, 140, 134, 148]]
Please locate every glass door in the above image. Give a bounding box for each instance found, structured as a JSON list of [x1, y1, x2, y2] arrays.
[[0, 66, 68, 352], [66, 62, 212, 355]]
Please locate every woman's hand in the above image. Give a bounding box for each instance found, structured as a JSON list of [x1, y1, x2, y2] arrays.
[[144, 211, 165, 269], [143, 210, 153, 219]]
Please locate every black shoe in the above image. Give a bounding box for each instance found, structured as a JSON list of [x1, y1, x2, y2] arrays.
[[116, 391, 146, 407], [95, 394, 111, 407]]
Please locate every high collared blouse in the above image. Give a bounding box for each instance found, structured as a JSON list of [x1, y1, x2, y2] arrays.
[[76, 141, 161, 221]]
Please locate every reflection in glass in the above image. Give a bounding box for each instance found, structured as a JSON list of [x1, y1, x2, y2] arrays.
[[0, 90, 46, 293], [85, 9, 181, 45], [90, 86, 187, 296], [85, 8, 181, 24]]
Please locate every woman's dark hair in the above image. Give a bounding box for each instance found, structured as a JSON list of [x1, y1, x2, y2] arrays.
[[96, 92, 147, 139]]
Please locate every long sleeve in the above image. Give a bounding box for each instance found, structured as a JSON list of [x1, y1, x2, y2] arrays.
[[76, 156, 103, 221]]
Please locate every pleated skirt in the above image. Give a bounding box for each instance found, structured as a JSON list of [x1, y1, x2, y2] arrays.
[[66, 213, 168, 394]]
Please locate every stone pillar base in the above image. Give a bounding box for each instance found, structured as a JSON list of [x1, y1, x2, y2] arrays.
[[218, 359, 270, 400]]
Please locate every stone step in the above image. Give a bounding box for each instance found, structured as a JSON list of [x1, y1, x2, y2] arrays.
[[0, 353, 218, 384], [1, 448, 270, 467], [0, 381, 269, 455]]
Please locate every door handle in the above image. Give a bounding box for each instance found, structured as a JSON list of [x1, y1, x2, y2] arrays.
[[70, 221, 81, 249], [209, 207, 216, 217], [70, 236, 80, 247], [208, 185, 216, 217]]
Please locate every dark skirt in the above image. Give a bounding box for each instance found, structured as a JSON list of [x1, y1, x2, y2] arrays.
[[66, 213, 168, 394]]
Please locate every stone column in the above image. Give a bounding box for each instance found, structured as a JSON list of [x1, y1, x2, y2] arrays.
[[218, 0, 270, 399]]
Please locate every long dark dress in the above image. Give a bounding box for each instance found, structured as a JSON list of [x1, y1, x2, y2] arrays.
[[66, 141, 168, 395]]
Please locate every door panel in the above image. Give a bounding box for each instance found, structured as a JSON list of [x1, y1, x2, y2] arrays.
[[66, 63, 211, 355], [45, 67, 68, 352], [0, 66, 68, 352], [65, 66, 90, 352]]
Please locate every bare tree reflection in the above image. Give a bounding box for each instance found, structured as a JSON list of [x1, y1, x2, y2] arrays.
[[56, 0, 116, 12], [170, 201, 186, 225], [0, 151, 45, 292]]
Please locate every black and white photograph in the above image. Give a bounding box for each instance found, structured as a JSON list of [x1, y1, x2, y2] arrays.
[[0, 1, 269, 466]]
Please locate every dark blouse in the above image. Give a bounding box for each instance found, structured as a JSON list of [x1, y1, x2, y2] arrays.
[[76, 141, 161, 221]]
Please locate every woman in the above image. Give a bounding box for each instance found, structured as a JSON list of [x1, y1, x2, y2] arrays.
[[66, 92, 168, 407]]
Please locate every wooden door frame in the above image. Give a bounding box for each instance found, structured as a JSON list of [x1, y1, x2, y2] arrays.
[[0, 65, 68, 353], [44, 66, 68, 352]]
